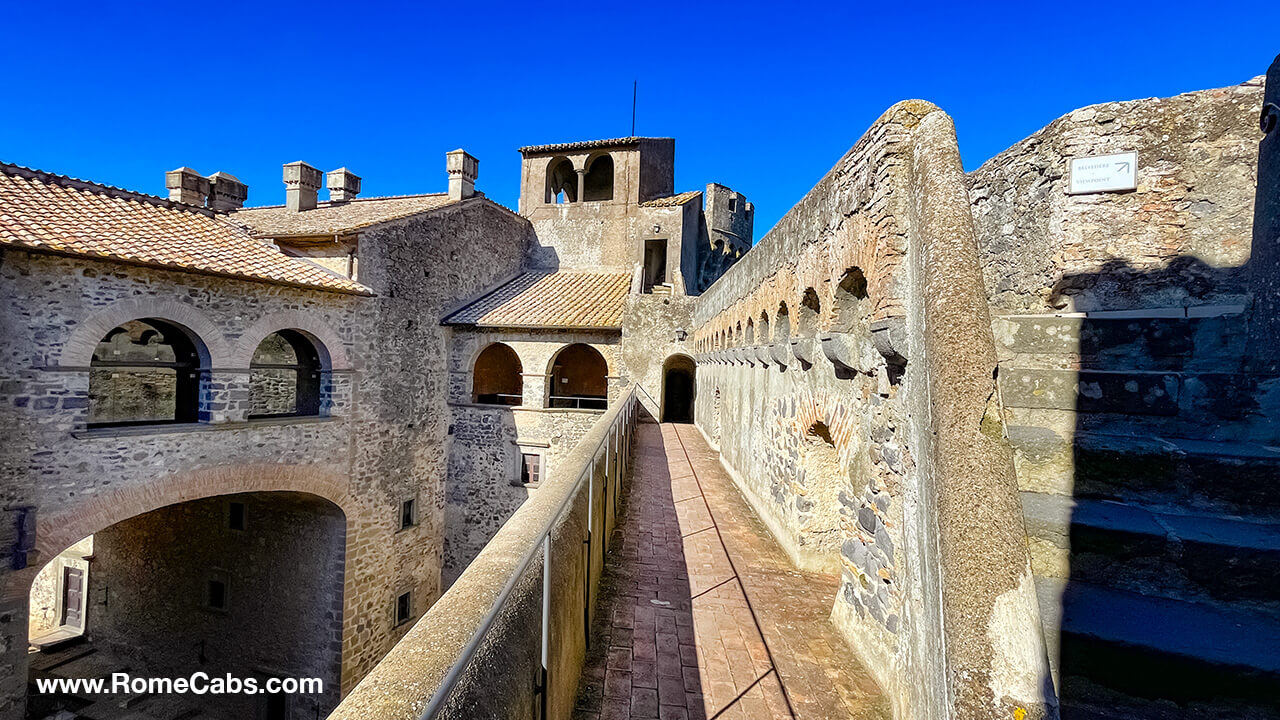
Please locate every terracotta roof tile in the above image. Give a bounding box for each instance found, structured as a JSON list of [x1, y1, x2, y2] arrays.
[[0, 163, 370, 294], [639, 190, 702, 208], [519, 136, 671, 155], [227, 193, 456, 238], [444, 271, 631, 329]]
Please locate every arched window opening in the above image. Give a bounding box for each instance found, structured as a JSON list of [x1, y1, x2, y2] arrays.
[[661, 355, 696, 423], [745, 319, 755, 344], [759, 311, 770, 343], [545, 157, 577, 204], [774, 303, 791, 342], [548, 344, 608, 410], [89, 318, 205, 427], [250, 330, 324, 418], [583, 154, 614, 201], [735, 322, 743, 346], [472, 343, 523, 406], [798, 288, 822, 337], [834, 267, 869, 330]]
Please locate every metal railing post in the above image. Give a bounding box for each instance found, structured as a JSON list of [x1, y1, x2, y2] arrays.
[[540, 531, 551, 720]]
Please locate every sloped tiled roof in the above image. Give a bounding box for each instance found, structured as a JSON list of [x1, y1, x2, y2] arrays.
[[444, 271, 631, 329], [639, 190, 702, 208], [228, 193, 456, 238], [519, 137, 670, 155], [0, 163, 370, 294]]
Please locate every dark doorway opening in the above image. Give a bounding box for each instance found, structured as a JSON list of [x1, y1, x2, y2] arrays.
[[644, 239, 668, 293], [661, 355, 696, 423]]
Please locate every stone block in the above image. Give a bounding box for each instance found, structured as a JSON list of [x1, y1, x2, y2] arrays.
[[999, 367, 1179, 415], [769, 343, 790, 368], [790, 337, 817, 366]]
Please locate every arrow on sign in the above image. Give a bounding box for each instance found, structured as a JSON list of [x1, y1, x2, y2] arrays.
[[1116, 161, 1131, 173]]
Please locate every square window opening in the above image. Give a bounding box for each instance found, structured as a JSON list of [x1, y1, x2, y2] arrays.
[[399, 499, 416, 530], [206, 578, 228, 610], [395, 591, 412, 626], [520, 453, 543, 487]]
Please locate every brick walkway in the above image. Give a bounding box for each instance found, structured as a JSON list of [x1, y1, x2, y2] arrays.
[[575, 422, 888, 720]]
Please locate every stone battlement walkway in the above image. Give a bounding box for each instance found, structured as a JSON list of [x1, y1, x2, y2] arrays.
[[574, 423, 887, 720]]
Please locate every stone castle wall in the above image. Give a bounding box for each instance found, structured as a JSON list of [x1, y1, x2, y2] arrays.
[[966, 76, 1271, 684], [0, 197, 531, 716], [689, 102, 1052, 719]]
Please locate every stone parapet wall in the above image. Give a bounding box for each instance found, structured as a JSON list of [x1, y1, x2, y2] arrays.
[[689, 101, 1053, 719], [329, 389, 637, 720]]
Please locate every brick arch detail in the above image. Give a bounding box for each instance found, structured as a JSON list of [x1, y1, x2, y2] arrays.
[[35, 463, 354, 560], [230, 311, 352, 370], [59, 298, 231, 367]]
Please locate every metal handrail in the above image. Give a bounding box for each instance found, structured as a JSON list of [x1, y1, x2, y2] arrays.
[[420, 386, 636, 719], [547, 394, 608, 410]]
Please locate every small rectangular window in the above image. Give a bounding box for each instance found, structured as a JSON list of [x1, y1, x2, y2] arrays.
[[521, 453, 542, 486], [206, 578, 228, 610], [399, 499, 416, 530], [227, 502, 246, 531], [728, 197, 737, 212], [395, 591, 412, 626]]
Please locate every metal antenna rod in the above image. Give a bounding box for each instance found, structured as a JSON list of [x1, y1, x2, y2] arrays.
[[631, 81, 637, 136]]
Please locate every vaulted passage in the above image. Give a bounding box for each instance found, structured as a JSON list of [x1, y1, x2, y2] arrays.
[[27, 492, 345, 720], [576, 423, 885, 719]]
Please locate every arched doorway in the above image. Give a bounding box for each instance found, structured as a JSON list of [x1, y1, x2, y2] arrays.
[[661, 355, 696, 423]]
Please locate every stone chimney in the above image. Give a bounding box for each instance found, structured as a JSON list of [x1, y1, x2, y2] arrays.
[[327, 168, 361, 203], [283, 161, 323, 212], [447, 149, 479, 201], [207, 172, 248, 211], [165, 167, 210, 206]]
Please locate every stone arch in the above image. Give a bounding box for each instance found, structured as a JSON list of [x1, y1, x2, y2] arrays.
[[35, 463, 353, 563], [583, 152, 614, 202], [60, 298, 230, 368], [833, 266, 870, 331], [759, 310, 771, 343], [472, 342, 523, 405], [545, 156, 577, 204], [231, 311, 350, 370], [15, 465, 354, 719], [745, 318, 755, 344], [89, 317, 209, 426], [545, 343, 610, 409]]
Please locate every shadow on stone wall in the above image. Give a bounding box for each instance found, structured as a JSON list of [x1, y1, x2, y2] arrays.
[[1039, 78, 1280, 714]]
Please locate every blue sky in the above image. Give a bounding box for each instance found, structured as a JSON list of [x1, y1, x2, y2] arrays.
[[3, 1, 1276, 237]]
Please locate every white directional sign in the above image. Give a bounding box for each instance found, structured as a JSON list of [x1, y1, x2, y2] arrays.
[[1068, 152, 1137, 194]]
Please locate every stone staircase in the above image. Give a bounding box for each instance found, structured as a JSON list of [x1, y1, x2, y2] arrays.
[[995, 308, 1280, 718]]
